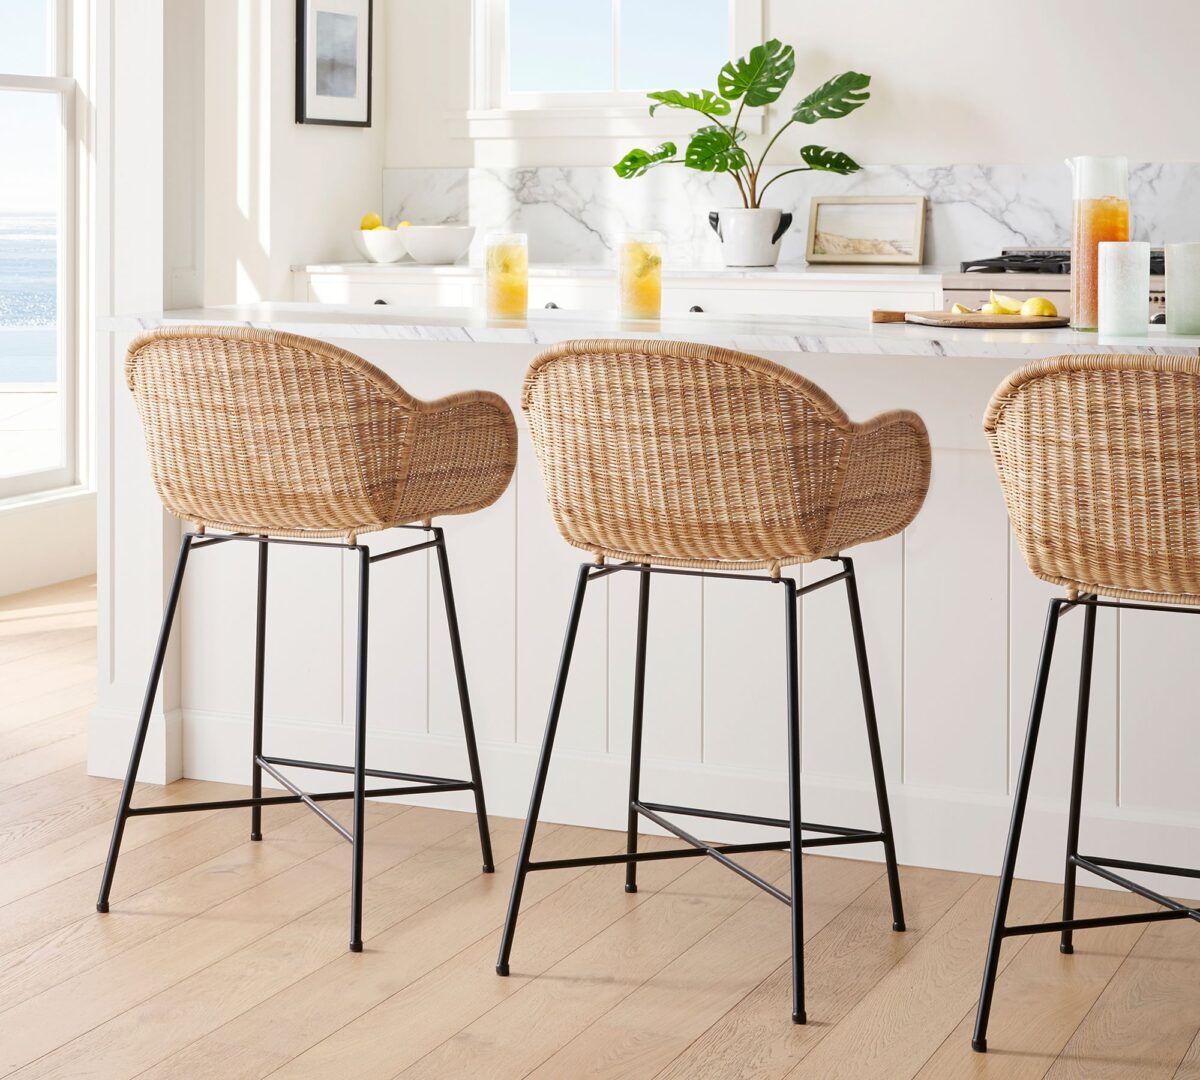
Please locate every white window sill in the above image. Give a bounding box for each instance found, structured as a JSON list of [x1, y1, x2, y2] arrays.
[[0, 484, 95, 515], [461, 106, 762, 141]]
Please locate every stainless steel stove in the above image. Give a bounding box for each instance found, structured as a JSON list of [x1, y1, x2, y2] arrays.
[[942, 246, 1166, 320]]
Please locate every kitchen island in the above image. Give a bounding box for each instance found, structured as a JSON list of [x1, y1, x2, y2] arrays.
[[93, 304, 1200, 887]]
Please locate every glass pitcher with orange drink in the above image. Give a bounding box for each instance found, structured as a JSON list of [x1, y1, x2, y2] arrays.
[[485, 233, 529, 318], [1067, 156, 1129, 330], [618, 232, 664, 320]]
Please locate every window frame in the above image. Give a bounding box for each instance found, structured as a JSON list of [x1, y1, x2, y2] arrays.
[[0, 0, 79, 501], [468, 0, 763, 138]]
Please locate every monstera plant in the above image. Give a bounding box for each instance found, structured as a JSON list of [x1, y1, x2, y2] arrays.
[[613, 40, 871, 265], [614, 40, 869, 206]]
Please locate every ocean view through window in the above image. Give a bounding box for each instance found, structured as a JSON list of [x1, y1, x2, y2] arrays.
[[0, 0, 74, 497]]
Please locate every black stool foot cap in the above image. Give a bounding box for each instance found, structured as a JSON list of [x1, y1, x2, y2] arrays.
[[250, 832, 263, 842], [625, 883, 638, 894], [972, 1038, 988, 1054], [349, 940, 363, 953], [792, 1010, 807, 1025], [482, 863, 495, 874], [496, 962, 510, 977], [96, 901, 109, 914], [1060, 942, 1074, 954], [893, 920, 906, 932]]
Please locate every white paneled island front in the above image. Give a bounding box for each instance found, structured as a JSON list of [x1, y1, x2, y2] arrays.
[[94, 304, 1200, 887]]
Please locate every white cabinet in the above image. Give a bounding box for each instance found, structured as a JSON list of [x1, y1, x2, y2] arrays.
[[294, 265, 944, 318]]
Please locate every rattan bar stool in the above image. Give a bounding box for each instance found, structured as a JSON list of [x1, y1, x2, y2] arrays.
[[98, 327, 516, 951], [495, 338, 931, 1023], [973, 354, 1200, 1052]]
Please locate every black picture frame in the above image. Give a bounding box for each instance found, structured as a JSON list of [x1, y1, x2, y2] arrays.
[[296, 0, 373, 127]]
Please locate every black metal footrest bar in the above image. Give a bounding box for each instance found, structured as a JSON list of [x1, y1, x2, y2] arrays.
[[637, 800, 884, 842], [124, 781, 467, 817], [258, 755, 469, 789], [258, 758, 352, 842], [528, 839, 791, 873], [1072, 855, 1200, 923], [636, 801, 792, 903]]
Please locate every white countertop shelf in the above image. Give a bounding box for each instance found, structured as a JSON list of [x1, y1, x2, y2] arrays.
[[292, 260, 952, 284], [109, 302, 1200, 359]]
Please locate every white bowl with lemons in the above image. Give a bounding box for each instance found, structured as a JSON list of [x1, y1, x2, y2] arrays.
[[355, 213, 408, 264]]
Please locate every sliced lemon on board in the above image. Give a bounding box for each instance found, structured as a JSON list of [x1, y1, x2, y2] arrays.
[[980, 302, 999, 314], [989, 291, 1024, 315], [950, 303, 973, 315], [1020, 296, 1058, 317]]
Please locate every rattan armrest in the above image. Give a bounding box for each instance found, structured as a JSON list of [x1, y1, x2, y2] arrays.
[[394, 390, 518, 522], [822, 410, 931, 556]]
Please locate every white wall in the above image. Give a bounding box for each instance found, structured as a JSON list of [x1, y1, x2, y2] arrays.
[[385, 0, 1200, 169], [203, 0, 388, 304]]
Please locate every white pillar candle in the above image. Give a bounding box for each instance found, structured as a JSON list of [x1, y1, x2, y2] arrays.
[[1167, 243, 1200, 335], [1098, 241, 1151, 336]]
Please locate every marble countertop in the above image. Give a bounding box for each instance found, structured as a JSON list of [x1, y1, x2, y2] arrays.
[[293, 260, 951, 283], [106, 302, 1200, 358]]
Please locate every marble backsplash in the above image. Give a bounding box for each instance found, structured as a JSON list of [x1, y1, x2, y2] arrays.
[[382, 163, 1200, 268]]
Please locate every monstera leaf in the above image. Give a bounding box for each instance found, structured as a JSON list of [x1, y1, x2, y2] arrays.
[[717, 39, 795, 106], [646, 89, 731, 117], [685, 126, 749, 173], [799, 144, 861, 174], [792, 71, 871, 124], [613, 142, 679, 178]]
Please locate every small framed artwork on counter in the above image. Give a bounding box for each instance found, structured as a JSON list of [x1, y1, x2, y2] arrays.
[[805, 196, 927, 265], [296, 0, 373, 127]]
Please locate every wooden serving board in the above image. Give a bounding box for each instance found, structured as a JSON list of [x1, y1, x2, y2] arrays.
[[886, 309, 1069, 330]]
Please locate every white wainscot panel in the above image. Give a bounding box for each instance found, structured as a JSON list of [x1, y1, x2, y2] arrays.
[[1007, 545, 1118, 807], [515, 441, 609, 754], [701, 575, 786, 774], [801, 535, 903, 784], [1119, 607, 1200, 818], [608, 571, 703, 768], [341, 533, 428, 738], [903, 448, 1010, 794]]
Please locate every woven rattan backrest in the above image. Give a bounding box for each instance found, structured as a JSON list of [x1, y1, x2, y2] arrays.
[[522, 338, 867, 566], [985, 353, 1200, 603], [125, 326, 420, 537]]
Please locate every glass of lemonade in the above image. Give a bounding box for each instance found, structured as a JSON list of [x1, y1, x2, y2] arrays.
[[618, 232, 664, 320], [485, 233, 529, 318]]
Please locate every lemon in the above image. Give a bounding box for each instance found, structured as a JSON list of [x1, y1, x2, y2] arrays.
[[980, 302, 999, 315], [360, 212, 383, 230], [397, 220, 412, 227], [950, 303, 973, 315], [1020, 296, 1058, 318], [989, 291, 1023, 316]]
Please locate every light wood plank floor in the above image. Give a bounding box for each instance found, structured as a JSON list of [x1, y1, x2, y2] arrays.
[[2, 576, 1199, 1078]]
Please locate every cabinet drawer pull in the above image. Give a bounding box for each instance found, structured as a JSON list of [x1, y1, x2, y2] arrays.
[[544, 301, 559, 309], [373, 299, 387, 305], [689, 305, 704, 313]]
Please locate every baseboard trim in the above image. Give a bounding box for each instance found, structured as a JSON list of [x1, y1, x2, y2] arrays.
[[75, 706, 1200, 896]]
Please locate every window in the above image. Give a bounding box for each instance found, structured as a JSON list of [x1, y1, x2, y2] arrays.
[[470, 0, 761, 135], [0, 0, 77, 500]]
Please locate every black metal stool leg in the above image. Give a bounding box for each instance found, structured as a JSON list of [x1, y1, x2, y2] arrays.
[[250, 539, 268, 841], [843, 558, 906, 932], [434, 529, 495, 874], [349, 546, 370, 952], [497, 564, 591, 976], [783, 577, 806, 1024], [1060, 598, 1097, 954], [625, 567, 651, 894], [97, 534, 194, 913], [972, 598, 1063, 1053]]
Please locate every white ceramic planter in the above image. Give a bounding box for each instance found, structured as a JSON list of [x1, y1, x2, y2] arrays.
[[708, 207, 793, 267]]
